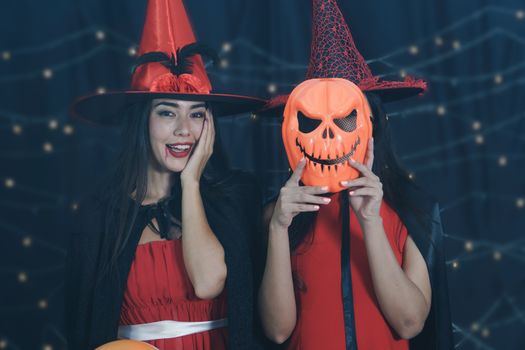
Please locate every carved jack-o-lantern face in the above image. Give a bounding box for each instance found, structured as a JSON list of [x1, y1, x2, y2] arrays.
[[282, 78, 373, 193]]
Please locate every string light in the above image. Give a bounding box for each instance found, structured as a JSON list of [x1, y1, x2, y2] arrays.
[[42, 68, 53, 79], [516, 198, 525, 208], [219, 59, 229, 69], [470, 322, 480, 332], [452, 40, 461, 50], [408, 45, 419, 55], [436, 105, 446, 116], [452, 260, 460, 269], [96, 86, 106, 94], [399, 69, 407, 78], [2, 51, 11, 61], [38, 299, 48, 309], [408, 172, 415, 180], [95, 30, 106, 41], [22, 236, 32, 248], [43, 142, 53, 153], [4, 178, 15, 189], [0, 339, 6, 349], [48, 119, 58, 130], [63, 124, 74, 135], [12, 124, 22, 135], [71, 202, 79, 211], [43, 344, 53, 350], [250, 113, 258, 121], [493, 74, 503, 84], [128, 46, 137, 56], [493, 250, 502, 261], [481, 327, 490, 338], [464, 241, 474, 252], [472, 120, 482, 130], [475, 134, 484, 144], [267, 83, 277, 93], [498, 155, 507, 167], [18, 272, 27, 283], [516, 10, 525, 20], [222, 41, 232, 52], [434, 36, 444, 46]]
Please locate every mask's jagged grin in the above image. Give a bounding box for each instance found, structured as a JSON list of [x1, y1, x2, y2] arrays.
[[295, 136, 361, 171]]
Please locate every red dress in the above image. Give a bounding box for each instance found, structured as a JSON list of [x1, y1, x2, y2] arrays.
[[287, 194, 409, 350], [119, 239, 228, 349]]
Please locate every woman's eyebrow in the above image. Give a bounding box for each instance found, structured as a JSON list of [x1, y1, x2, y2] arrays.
[[154, 102, 179, 108]]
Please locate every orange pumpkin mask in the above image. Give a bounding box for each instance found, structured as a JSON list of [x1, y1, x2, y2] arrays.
[[282, 78, 373, 193]]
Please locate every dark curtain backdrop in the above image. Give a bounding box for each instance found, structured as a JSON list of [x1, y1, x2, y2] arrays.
[[1, 0, 524, 349]]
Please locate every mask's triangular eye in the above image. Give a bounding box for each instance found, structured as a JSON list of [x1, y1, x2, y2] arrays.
[[333, 109, 357, 132], [298, 111, 322, 133]]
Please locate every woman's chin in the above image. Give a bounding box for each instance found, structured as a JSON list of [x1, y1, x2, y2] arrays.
[[163, 157, 188, 173]]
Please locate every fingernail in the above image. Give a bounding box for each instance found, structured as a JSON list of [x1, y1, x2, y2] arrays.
[[323, 198, 331, 203], [349, 191, 355, 195], [321, 186, 329, 190], [350, 158, 355, 163], [341, 181, 348, 186], [314, 205, 320, 209]]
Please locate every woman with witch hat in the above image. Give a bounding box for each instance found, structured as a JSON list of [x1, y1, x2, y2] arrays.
[[65, 0, 268, 349], [258, 0, 453, 349]]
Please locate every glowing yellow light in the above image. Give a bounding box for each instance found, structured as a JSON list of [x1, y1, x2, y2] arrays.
[[0, 339, 7, 349], [498, 155, 507, 167], [38, 299, 48, 309], [22, 236, 32, 248], [43, 142, 54, 153], [408, 45, 419, 55], [408, 172, 415, 180], [516, 198, 525, 208], [63, 125, 74, 135], [464, 241, 473, 252], [222, 42, 232, 52], [128, 47, 137, 56], [267, 83, 277, 94], [481, 327, 490, 338], [516, 10, 525, 20], [451, 260, 459, 269], [18, 272, 27, 283], [95, 30, 106, 41], [97, 87, 106, 94], [71, 202, 79, 211], [493, 250, 502, 261], [42, 68, 53, 79], [470, 322, 480, 332], [434, 36, 444, 46], [43, 344, 53, 350], [399, 69, 407, 78], [494, 74, 503, 85], [48, 119, 58, 130], [475, 134, 484, 145], [5, 178, 15, 188], [472, 120, 482, 130], [2, 51, 11, 61], [12, 124, 22, 135], [452, 40, 461, 49], [219, 59, 229, 69], [436, 105, 446, 116]]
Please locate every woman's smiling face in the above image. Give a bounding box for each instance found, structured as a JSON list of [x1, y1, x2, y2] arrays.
[[148, 98, 208, 172]]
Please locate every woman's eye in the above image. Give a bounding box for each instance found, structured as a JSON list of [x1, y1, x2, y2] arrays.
[[157, 110, 175, 118], [191, 112, 205, 119]]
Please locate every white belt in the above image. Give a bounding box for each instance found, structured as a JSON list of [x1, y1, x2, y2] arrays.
[[118, 318, 228, 341]]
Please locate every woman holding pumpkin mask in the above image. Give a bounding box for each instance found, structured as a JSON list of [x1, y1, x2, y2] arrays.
[[258, 1, 453, 349]]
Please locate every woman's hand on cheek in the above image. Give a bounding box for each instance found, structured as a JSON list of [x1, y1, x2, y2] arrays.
[[180, 110, 215, 187]]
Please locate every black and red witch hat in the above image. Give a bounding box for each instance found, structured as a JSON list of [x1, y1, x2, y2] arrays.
[[264, 0, 426, 111], [71, 0, 266, 125]]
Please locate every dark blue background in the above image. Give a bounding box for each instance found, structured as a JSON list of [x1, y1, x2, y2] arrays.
[[1, 0, 524, 349]]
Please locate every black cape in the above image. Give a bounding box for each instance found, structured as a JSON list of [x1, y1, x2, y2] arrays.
[[65, 172, 268, 350]]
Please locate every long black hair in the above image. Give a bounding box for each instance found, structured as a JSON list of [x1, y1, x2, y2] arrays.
[[288, 91, 433, 251], [96, 99, 232, 277]]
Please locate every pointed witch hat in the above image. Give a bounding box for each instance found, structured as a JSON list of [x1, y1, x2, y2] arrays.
[[71, 0, 265, 125], [263, 0, 426, 112]]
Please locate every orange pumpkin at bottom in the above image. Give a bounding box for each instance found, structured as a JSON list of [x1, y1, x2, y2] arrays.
[[282, 78, 373, 193], [96, 339, 159, 350]]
